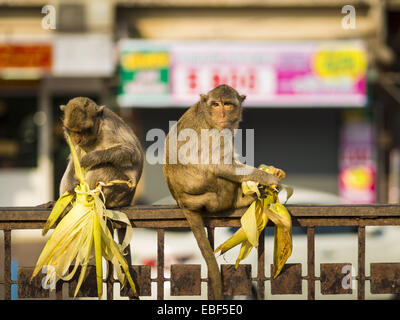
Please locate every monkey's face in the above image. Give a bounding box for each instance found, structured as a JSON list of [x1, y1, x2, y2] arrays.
[[201, 85, 246, 131], [64, 124, 97, 147], [205, 96, 242, 131], [61, 97, 103, 148]]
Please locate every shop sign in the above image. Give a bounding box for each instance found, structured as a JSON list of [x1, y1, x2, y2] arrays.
[[339, 111, 376, 204], [0, 44, 52, 77], [119, 45, 170, 105], [118, 40, 367, 107]]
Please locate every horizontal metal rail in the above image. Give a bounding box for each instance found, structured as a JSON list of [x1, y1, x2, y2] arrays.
[[1, 204, 400, 300], [1, 204, 400, 228]]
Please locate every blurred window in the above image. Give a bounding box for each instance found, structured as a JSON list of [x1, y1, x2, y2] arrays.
[[0, 97, 38, 168]]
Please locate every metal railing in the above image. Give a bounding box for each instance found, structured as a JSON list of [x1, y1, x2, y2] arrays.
[[1, 204, 400, 300]]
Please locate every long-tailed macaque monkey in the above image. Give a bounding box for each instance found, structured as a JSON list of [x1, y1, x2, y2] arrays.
[[60, 97, 144, 208], [60, 97, 144, 299], [163, 85, 281, 299]]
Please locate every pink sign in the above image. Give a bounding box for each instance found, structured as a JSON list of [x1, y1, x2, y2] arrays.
[[170, 41, 367, 107], [339, 113, 376, 204], [118, 40, 367, 107]]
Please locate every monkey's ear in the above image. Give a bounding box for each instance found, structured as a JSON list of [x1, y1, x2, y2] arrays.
[[60, 105, 66, 111], [96, 105, 105, 115], [239, 95, 246, 103], [200, 94, 208, 103]]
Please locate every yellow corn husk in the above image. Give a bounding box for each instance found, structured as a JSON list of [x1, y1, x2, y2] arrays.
[[214, 164, 293, 279], [270, 204, 292, 278], [240, 201, 258, 247], [31, 133, 136, 299], [42, 192, 75, 236]]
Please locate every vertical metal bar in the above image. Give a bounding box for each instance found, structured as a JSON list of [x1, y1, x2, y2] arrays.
[[4, 229, 11, 300], [56, 281, 63, 300], [106, 262, 114, 300], [307, 227, 315, 300], [206, 227, 215, 249], [207, 226, 215, 300], [257, 230, 265, 300], [106, 225, 115, 300], [358, 226, 366, 300], [157, 228, 165, 300]]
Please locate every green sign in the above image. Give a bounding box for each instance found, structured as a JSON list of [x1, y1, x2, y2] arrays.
[[118, 50, 170, 106]]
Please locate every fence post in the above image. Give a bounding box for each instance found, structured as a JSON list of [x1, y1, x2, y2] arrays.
[[257, 231, 265, 300], [307, 227, 315, 300], [207, 227, 215, 300], [4, 229, 11, 300], [157, 228, 165, 300], [358, 226, 366, 300]]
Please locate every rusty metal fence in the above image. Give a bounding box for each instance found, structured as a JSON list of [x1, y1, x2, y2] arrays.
[[1, 204, 400, 300]]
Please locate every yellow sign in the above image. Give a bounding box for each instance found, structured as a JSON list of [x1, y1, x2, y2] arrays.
[[121, 52, 169, 71], [313, 48, 367, 79], [342, 165, 374, 190]]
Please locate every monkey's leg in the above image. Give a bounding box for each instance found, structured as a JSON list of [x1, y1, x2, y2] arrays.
[[102, 183, 135, 208], [180, 192, 219, 212], [234, 187, 256, 209], [116, 227, 139, 300], [182, 209, 222, 300], [86, 166, 135, 208]]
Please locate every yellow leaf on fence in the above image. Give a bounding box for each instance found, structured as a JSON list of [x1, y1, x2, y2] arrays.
[[240, 201, 258, 247], [215, 164, 293, 277], [273, 225, 293, 278], [42, 191, 75, 236], [235, 241, 253, 269], [267, 202, 292, 278], [214, 228, 247, 255]]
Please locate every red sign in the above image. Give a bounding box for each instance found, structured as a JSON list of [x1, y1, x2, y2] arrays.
[[0, 44, 52, 70]]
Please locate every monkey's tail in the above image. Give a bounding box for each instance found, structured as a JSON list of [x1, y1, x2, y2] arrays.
[[182, 209, 222, 300]]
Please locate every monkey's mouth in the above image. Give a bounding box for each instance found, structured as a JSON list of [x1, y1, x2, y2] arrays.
[[216, 120, 231, 125]]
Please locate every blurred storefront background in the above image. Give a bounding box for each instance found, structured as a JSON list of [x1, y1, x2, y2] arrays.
[[0, 0, 399, 207]]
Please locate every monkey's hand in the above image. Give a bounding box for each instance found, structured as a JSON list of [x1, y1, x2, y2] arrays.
[[257, 171, 281, 188], [62, 180, 79, 194], [216, 163, 281, 187]]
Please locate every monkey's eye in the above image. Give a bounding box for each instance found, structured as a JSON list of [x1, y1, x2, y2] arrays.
[[211, 102, 219, 107], [64, 127, 91, 135], [79, 128, 92, 135], [75, 128, 91, 136]]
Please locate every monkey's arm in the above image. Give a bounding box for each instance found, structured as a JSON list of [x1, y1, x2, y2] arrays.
[[213, 163, 280, 186], [59, 157, 78, 195], [80, 145, 137, 168]]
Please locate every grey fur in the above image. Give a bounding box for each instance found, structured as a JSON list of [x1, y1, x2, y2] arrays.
[[60, 98, 144, 208]]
